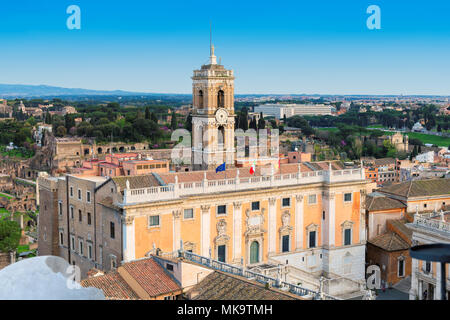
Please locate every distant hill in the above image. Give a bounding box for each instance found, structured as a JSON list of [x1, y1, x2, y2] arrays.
[[0, 84, 153, 98]]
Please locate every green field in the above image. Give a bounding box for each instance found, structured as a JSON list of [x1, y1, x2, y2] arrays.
[[405, 132, 450, 147]]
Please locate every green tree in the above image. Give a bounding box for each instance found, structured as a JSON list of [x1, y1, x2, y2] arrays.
[[145, 106, 151, 120], [257, 113, 265, 130], [0, 219, 21, 253], [56, 125, 67, 137], [170, 111, 177, 130], [185, 113, 192, 132]]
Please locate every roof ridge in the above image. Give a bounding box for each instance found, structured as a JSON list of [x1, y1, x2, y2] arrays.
[[406, 180, 413, 198]]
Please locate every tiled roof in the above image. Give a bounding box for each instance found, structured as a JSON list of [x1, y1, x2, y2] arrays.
[[81, 271, 139, 300], [186, 271, 301, 300], [379, 178, 450, 198], [366, 195, 406, 211], [122, 258, 181, 297], [374, 158, 396, 167], [368, 232, 410, 251], [112, 174, 160, 190], [387, 219, 413, 243]]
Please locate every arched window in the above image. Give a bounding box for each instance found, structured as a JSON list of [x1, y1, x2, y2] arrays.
[[198, 90, 203, 108], [218, 90, 224, 108], [250, 241, 260, 264]]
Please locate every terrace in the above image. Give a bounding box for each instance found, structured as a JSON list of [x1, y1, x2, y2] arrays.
[[120, 165, 365, 205]]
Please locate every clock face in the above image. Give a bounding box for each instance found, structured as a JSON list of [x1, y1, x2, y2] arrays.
[[215, 108, 228, 124]]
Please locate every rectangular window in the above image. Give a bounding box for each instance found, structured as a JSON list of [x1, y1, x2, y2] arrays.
[[282, 198, 290, 207], [344, 193, 352, 202], [218, 245, 226, 262], [79, 240, 84, 256], [70, 186, 73, 197], [58, 201, 63, 216], [88, 243, 93, 260], [166, 263, 174, 271], [86, 191, 91, 203], [282, 235, 290, 252], [251, 201, 260, 211], [78, 210, 82, 222], [308, 194, 317, 204], [149, 215, 160, 227], [70, 206, 74, 219], [309, 231, 316, 248], [398, 259, 404, 277], [425, 261, 431, 273], [87, 212, 92, 225], [59, 232, 64, 245], [217, 205, 227, 215], [111, 255, 117, 270], [70, 236, 75, 251], [110, 222, 115, 239], [344, 229, 352, 246], [184, 208, 194, 219], [78, 189, 82, 200]]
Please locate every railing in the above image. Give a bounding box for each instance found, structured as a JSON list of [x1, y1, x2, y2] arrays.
[[121, 168, 364, 205], [413, 211, 450, 234], [181, 251, 340, 300]]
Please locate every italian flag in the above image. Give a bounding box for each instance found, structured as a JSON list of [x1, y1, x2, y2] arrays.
[[249, 160, 256, 175]]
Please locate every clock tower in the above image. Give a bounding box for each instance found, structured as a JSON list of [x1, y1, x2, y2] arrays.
[[191, 44, 235, 170]]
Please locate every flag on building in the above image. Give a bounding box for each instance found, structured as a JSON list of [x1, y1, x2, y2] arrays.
[[215, 162, 226, 173], [249, 160, 256, 175]]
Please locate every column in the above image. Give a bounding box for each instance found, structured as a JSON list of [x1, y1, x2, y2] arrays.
[[172, 210, 182, 251], [122, 215, 135, 262], [410, 258, 419, 300], [268, 197, 277, 255], [360, 189, 367, 243], [436, 262, 443, 300], [323, 191, 335, 248], [295, 195, 304, 249], [201, 205, 211, 257], [232, 202, 242, 263]]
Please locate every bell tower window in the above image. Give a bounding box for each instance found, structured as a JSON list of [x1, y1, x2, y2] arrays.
[[198, 90, 203, 108], [218, 90, 224, 108]]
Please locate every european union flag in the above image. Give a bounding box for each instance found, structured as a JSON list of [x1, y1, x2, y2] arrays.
[[215, 162, 226, 173]]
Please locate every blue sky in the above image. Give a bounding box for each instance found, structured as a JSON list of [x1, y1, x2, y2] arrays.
[[0, 0, 449, 95]]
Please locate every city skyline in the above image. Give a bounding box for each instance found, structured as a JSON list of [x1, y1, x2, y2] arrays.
[[1, 0, 450, 95]]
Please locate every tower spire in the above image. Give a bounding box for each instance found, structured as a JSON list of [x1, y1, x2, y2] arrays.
[[209, 22, 217, 65]]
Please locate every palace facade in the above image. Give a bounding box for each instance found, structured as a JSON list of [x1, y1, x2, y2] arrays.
[[38, 45, 373, 298]]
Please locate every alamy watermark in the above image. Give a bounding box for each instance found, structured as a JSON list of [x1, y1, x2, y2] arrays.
[[66, 5, 81, 30], [366, 5, 381, 30], [170, 128, 279, 167]]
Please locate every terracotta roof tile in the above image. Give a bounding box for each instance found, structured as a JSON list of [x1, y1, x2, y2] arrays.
[[380, 178, 450, 198], [366, 195, 406, 211], [368, 232, 410, 251], [122, 258, 181, 297], [81, 271, 139, 300], [186, 271, 301, 300], [112, 175, 161, 190]]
